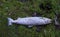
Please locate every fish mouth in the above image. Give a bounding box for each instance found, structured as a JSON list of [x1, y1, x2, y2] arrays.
[[45, 19, 52, 24], [49, 19, 52, 23]]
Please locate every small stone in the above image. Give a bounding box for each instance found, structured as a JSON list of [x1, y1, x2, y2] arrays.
[[0, 2, 3, 6], [5, 7, 9, 10]]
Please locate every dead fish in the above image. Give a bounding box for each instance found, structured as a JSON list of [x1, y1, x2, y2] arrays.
[[7, 17, 52, 28]]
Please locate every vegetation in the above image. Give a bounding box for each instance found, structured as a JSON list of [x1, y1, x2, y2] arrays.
[[0, 0, 60, 37]]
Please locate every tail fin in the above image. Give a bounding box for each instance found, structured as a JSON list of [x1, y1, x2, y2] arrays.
[[7, 17, 14, 26]]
